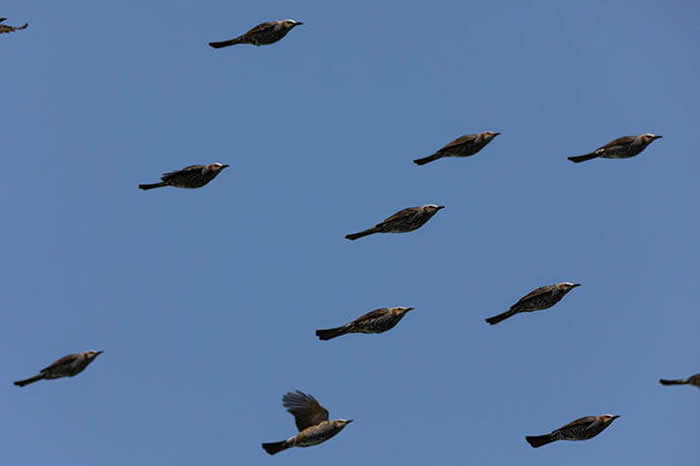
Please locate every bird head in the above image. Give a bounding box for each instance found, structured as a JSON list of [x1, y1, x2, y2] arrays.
[[422, 204, 445, 214], [335, 419, 353, 428], [483, 131, 501, 140], [282, 19, 303, 28], [601, 414, 620, 424], [208, 162, 230, 173], [85, 350, 103, 361], [640, 133, 662, 145], [558, 282, 581, 292], [392, 307, 415, 315]]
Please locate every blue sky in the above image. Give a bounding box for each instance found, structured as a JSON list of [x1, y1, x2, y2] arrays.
[[1, 1, 698, 464]]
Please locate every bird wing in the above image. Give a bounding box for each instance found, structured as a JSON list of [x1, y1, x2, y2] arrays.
[[41, 354, 79, 373], [597, 136, 636, 152], [352, 308, 389, 324], [439, 134, 476, 152], [283, 391, 329, 431], [161, 165, 203, 180], [559, 416, 596, 431], [245, 22, 276, 35], [379, 207, 417, 225], [514, 285, 554, 306]]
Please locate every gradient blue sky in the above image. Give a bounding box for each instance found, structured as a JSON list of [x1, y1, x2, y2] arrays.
[[2, 1, 698, 465]]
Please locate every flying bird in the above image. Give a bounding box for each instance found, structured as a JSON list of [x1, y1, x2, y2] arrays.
[[0, 18, 28, 34], [659, 373, 700, 388], [316, 307, 415, 340], [14, 351, 103, 387], [262, 391, 352, 455], [414, 131, 500, 165], [526, 414, 620, 448], [138, 163, 228, 190], [485, 282, 580, 325], [568, 133, 662, 163], [345, 205, 444, 240], [209, 19, 303, 48]]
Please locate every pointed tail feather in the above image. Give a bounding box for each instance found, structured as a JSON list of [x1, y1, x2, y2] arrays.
[[262, 441, 290, 455], [14, 374, 44, 387], [138, 182, 168, 190], [345, 228, 378, 240], [568, 152, 599, 163], [315, 326, 349, 341], [659, 378, 688, 385], [485, 309, 518, 325], [526, 434, 556, 448], [209, 37, 244, 48], [17, 23, 28, 30], [413, 153, 442, 165]]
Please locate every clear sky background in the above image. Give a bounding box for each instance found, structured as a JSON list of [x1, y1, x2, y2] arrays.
[[1, 1, 698, 465]]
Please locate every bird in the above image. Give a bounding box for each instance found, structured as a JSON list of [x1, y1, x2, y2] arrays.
[[14, 350, 103, 387], [0, 18, 28, 34], [138, 163, 229, 190], [526, 414, 620, 448], [659, 373, 700, 388], [345, 205, 444, 240], [262, 390, 352, 455], [316, 307, 415, 340], [485, 282, 580, 325], [209, 19, 303, 48], [413, 131, 500, 165], [568, 133, 662, 163]]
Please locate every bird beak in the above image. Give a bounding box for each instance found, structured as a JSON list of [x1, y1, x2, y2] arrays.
[[404, 307, 416, 312], [221, 164, 230, 169], [652, 135, 663, 140], [493, 132, 501, 137], [436, 205, 445, 210], [572, 283, 582, 288], [345, 419, 354, 424], [611, 415, 620, 420], [295, 21, 304, 26], [96, 351, 104, 356]]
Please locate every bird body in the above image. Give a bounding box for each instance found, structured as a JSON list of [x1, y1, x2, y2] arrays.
[[485, 282, 580, 325], [526, 414, 620, 448], [262, 391, 352, 455], [14, 350, 103, 387], [414, 131, 500, 165], [568, 133, 662, 163], [316, 307, 415, 340], [0, 18, 28, 34], [209, 19, 303, 48], [139, 163, 228, 190], [345, 205, 444, 240], [659, 373, 700, 388]]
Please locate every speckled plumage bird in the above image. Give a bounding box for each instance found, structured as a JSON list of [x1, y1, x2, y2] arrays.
[[316, 307, 415, 341], [138, 163, 228, 190], [659, 373, 700, 388], [568, 133, 662, 163], [485, 282, 580, 325], [413, 131, 500, 165], [0, 18, 28, 34], [209, 19, 303, 48], [526, 414, 620, 448], [262, 391, 352, 455], [345, 204, 444, 240], [14, 350, 103, 387]]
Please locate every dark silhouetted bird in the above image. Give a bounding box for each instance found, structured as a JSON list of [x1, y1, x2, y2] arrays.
[[568, 133, 662, 163], [14, 350, 103, 387], [659, 373, 700, 388], [262, 391, 352, 455], [0, 18, 28, 34], [345, 205, 444, 240], [316, 307, 415, 340], [138, 163, 228, 190], [414, 131, 500, 165], [209, 19, 303, 48], [485, 282, 580, 325], [526, 414, 620, 448]]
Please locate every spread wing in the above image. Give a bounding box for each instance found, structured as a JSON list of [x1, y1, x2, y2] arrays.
[[282, 391, 329, 431], [352, 308, 389, 325], [439, 134, 476, 152], [161, 165, 203, 181], [597, 136, 635, 152], [514, 285, 554, 306], [41, 354, 79, 373], [380, 207, 418, 225]]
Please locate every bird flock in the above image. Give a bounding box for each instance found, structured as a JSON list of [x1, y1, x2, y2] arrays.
[[5, 14, 696, 459]]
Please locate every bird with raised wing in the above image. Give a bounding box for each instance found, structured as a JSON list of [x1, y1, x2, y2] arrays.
[[209, 19, 303, 48], [414, 131, 500, 165], [568, 133, 662, 163], [262, 391, 352, 455], [138, 163, 228, 190], [345, 204, 444, 240], [316, 307, 415, 341], [526, 414, 620, 448], [485, 282, 580, 325], [14, 350, 103, 387]]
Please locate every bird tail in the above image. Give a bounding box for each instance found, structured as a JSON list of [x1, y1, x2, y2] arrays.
[[659, 378, 688, 385], [413, 153, 442, 166], [315, 325, 350, 341], [13, 374, 44, 387], [208, 37, 244, 48], [485, 309, 518, 325], [262, 440, 290, 455], [345, 227, 379, 240], [526, 434, 556, 448], [17, 23, 28, 30], [568, 152, 599, 163], [138, 182, 168, 190]]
